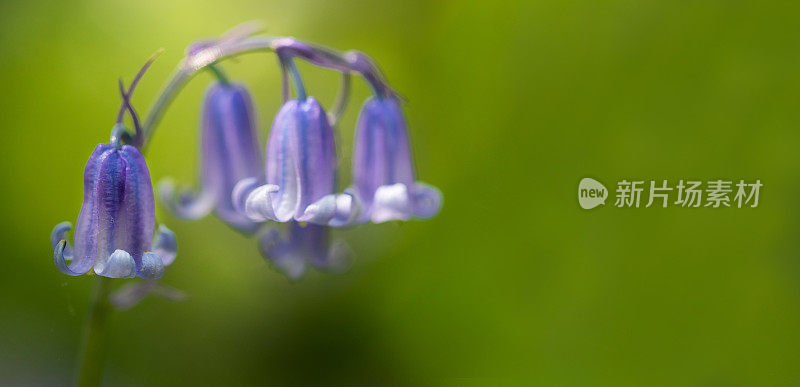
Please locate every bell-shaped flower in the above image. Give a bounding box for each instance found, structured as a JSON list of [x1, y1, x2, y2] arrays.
[[351, 97, 442, 223], [159, 82, 263, 234], [233, 97, 360, 227], [51, 143, 177, 279], [258, 221, 350, 280]]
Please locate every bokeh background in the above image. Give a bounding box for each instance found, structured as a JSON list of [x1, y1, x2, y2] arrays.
[[2, 0, 800, 385]]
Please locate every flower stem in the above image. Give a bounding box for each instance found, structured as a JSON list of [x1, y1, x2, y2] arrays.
[[284, 57, 307, 101], [76, 276, 113, 387], [140, 30, 393, 149], [206, 63, 230, 85]]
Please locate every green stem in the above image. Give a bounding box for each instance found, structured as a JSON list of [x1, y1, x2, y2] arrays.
[[284, 57, 307, 101], [206, 63, 230, 85], [76, 276, 113, 387]]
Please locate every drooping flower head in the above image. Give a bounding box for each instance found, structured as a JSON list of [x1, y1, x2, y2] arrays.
[[159, 81, 263, 233], [51, 143, 177, 279], [351, 96, 442, 223], [50, 55, 176, 279], [259, 221, 349, 280], [233, 97, 360, 227]]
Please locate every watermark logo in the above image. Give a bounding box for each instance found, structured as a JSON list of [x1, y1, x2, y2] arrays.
[[578, 178, 762, 209], [578, 178, 608, 209]]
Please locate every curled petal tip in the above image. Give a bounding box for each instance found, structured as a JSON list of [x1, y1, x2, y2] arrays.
[[298, 191, 362, 227], [370, 183, 412, 223], [50, 222, 72, 251], [233, 179, 284, 222], [94, 250, 136, 279], [137, 252, 165, 280], [54, 240, 85, 276], [412, 182, 443, 219], [152, 225, 177, 266], [232, 178, 259, 214], [365, 183, 442, 223]]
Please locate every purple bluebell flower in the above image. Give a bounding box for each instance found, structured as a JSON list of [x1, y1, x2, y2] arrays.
[[259, 221, 349, 280], [351, 97, 442, 223], [159, 82, 263, 234], [51, 143, 177, 279], [233, 97, 360, 227]]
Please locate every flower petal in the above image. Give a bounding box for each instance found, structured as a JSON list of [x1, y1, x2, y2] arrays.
[[110, 281, 188, 310], [94, 150, 127, 266], [137, 252, 165, 279], [152, 225, 177, 266], [265, 101, 301, 220], [370, 183, 412, 223], [411, 182, 443, 219], [117, 145, 156, 269], [94, 249, 136, 278], [202, 83, 264, 221], [71, 144, 115, 276], [258, 229, 306, 280], [311, 239, 353, 274], [54, 240, 87, 276], [289, 97, 337, 217], [157, 178, 216, 220], [352, 97, 416, 211], [51, 221, 73, 258], [245, 183, 282, 221], [233, 179, 289, 222], [297, 190, 362, 227], [109, 280, 158, 310]]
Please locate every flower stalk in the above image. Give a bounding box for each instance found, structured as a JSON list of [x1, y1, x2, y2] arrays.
[[75, 276, 113, 387], [141, 33, 392, 149]]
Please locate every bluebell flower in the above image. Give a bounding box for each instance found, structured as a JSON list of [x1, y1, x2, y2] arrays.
[[159, 82, 263, 234], [233, 97, 360, 227], [259, 221, 349, 280], [351, 97, 442, 223], [51, 143, 177, 279]]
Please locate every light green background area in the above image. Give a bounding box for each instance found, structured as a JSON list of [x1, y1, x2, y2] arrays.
[[1, 0, 800, 385]]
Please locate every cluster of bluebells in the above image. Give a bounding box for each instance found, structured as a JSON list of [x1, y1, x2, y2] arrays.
[[51, 25, 442, 281]]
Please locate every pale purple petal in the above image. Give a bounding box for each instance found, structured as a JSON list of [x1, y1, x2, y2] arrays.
[[54, 240, 83, 276], [203, 83, 263, 219], [289, 97, 337, 217], [159, 82, 262, 233], [297, 190, 362, 227], [411, 182, 443, 219], [371, 183, 412, 223], [118, 145, 156, 269], [237, 181, 285, 222], [137, 252, 164, 279], [259, 228, 306, 280], [316, 239, 352, 273], [352, 97, 441, 222], [93, 148, 127, 273], [94, 249, 136, 278], [51, 222, 73, 259], [265, 100, 302, 219], [69, 144, 115, 275], [151, 225, 177, 266]]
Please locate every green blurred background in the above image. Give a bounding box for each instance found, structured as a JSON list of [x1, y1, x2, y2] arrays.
[[2, 0, 800, 385]]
